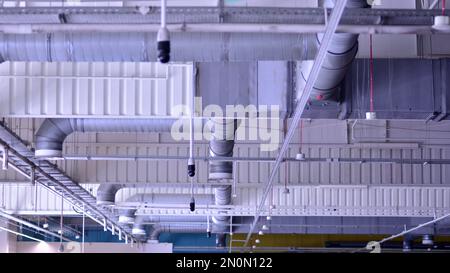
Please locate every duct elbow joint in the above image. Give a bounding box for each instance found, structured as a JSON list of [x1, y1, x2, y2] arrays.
[[157, 27, 170, 64], [35, 119, 75, 159], [96, 184, 123, 206]]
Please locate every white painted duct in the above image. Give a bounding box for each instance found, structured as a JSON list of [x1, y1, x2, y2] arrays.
[[0, 33, 316, 62], [35, 118, 176, 158], [299, 0, 368, 101]]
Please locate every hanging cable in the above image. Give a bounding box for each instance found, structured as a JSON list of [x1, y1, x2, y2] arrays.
[[299, 119, 304, 152], [188, 63, 196, 178], [283, 118, 289, 194], [295, 119, 305, 161], [82, 204, 85, 253], [443, 0, 447, 15], [157, 0, 170, 63], [206, 215, 211, 238], [369, 34, 375, 113], [58, 193, 64, 252], [188, 63, 196, 212]]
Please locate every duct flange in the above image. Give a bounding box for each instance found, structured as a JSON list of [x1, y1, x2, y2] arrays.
[[34, 149, 63, 159]]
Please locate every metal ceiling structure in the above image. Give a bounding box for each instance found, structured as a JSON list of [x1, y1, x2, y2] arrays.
[[1, 0, 450, 253], [0, 6, 443, 25], [0, 7, 444, 35], [0, 121, 136, 243]]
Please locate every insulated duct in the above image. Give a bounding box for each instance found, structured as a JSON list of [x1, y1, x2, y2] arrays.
[[149, 225, 207, 241], [0, 33, 316, 62], [208, 119, 237, 180], [34, 116, 238, 238], [96, 184, 124, 206], [299, 0, 368, 102], [209, 119, 237, 236], [119, 193, 215, 236], [132, 216, 210, 237], [37, 117, 237, 238], [35, 118, 176, 157]]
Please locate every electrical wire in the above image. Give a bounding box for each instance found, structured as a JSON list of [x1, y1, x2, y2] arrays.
[[299, 119, 304, 152], [0, 217, 54, 241], [161, 0, 166, 28], [59, 193, 64, 251], [283, 118, 288, 191], [443, 0, 446, 15], [82, 204, 85, 253], [369, 34, 375, 113]]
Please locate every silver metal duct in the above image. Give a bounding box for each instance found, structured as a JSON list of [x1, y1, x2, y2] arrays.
[[34, 117, 236, 237], [149, 225, 207, 241], [208, 119, 237, 180], [208, 119, 237, 234], [212, 186, 232, 232], [299, 0, 368, 101], [149, 224, 230, 247], [0, 33, 316, 62], [35, 118, 176, 157], [132, 216, 210, 237], [96, 184, 124, 206], [116, 193, 215, 236]]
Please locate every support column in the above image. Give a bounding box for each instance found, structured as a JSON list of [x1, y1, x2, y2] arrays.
[[0, 220, 17, 253]]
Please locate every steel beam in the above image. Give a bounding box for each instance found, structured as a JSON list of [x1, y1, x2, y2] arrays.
[[0, 7, 441, 26], [0, 209, 71, 241]]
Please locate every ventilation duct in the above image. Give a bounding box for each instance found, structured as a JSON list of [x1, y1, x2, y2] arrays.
[[209, 119, 237, 180], [0, 33, 316, 62], [96, 184, 124, 206], [116, 193, 215, 236], [148, 225, 228, 246], [37, 117, 236, 239], [149, 225, 207, 241], [208, 119, 237, 237], [122, 216, 207, 225], [298, 0, 368, 102], [35, 118, 176, 158]]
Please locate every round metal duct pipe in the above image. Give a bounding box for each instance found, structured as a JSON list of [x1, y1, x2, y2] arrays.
[[298, 0, 369, 102], [0, 32, 316, 62], [35, 118, 177, 158]]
